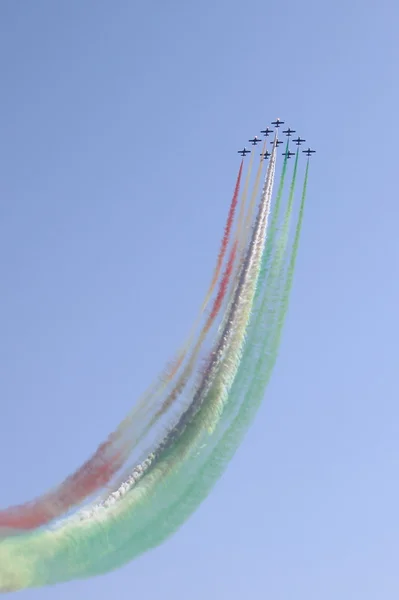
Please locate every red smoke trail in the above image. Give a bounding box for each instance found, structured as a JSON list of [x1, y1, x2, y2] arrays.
[[0, 441, 125, 532], [206, 240, 238, 327], [139, 159, 244, 387], [151, 237, 239, 421], [208, 160, 243, 293]]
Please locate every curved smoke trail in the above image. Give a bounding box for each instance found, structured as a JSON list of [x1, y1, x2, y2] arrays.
[[0, 135, 310, 593], [0, 163, 244, 537]]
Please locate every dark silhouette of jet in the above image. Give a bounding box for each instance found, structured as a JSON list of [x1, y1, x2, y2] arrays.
[[282, 150, 295, 159], [260, 127, 273, 137], [283, 127, 296, 137], [238, 147, 251, 156], [249, 136, 262, 145]]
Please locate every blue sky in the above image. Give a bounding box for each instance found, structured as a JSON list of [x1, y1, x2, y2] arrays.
[[1, 0, 399, 598]]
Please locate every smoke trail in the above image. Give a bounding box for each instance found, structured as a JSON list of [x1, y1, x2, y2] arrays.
[[75, 142, 279, 576], [0, 161, 244, 538], [234, 150, 255, 252], [205, 161, 243, 305], [101, 157, 309, 567], [75, 144, 303, 577], [0, 143, 278, 592], [91, 149, 305, 574], [100, 157, 245, 452], [0, 141, 310, 594], [86, 150, 268, 511], [0, 440, 125, 536], [242, 140, 268, 240], [96, 142, 277, 513], [268, 138, 289, 240], [99, 151, 268, 490], [72, 140, 279, 580]]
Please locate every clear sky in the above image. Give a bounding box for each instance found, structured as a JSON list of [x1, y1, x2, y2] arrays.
[[1, 1, 399, 598]]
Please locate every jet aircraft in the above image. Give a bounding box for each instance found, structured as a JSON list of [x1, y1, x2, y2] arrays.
[[260, 127, 273, 137], [271, 140, 284, 146], [271, 118, 285, 128], [302, 148, 316, 156], [260, 150, 271, 160], [238, 147, 251, 156], [283, 128, 296, 137], [249, 136, 262, 145], [282, 150, 295, 159], [292, 136, 306, 146]]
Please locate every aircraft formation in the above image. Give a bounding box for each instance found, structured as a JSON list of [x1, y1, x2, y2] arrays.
[[237, 118, 316, 160]]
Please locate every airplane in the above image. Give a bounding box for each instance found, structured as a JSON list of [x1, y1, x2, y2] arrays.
[[283, 127, 296, 137], [302, 147, 316, 156], [292, 136, 306, 146], [271, 139, 284, 146], [260, 150, 271, 160], [282, 150, 295, 159], [260, 127, 273, 137], [249, 136, 262, 145], [271, 118, 285, 128], [238, 147, 251, 156]]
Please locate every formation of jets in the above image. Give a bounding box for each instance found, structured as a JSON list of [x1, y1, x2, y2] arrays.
[[237, 118, 316, 160]]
